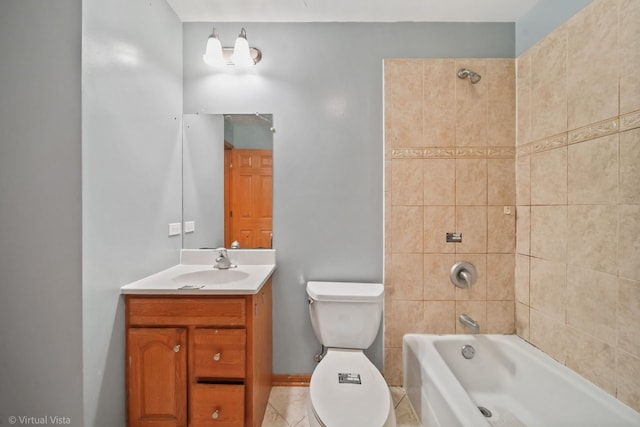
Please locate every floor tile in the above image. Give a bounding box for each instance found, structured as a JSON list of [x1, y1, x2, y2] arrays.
[[262, 386, 421, 426]]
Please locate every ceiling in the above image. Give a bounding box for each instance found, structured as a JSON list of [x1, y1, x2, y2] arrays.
[[166, 0, 538, 23]]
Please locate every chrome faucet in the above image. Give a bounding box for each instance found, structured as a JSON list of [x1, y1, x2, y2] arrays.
[[459, 314, 480, 334], [214, 247, 233, 269]]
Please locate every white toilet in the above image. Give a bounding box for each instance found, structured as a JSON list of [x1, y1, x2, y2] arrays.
[[306, 281, 396, 427]]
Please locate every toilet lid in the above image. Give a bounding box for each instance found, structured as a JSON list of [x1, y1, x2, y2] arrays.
[[309, 349, 390, 427]]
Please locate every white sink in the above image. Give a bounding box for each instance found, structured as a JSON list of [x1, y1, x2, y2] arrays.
[[172, 269, 250, 286]]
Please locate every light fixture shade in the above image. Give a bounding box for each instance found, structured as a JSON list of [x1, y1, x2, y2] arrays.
[[202, 29, 225, 67], [230, 28, 254, 66]]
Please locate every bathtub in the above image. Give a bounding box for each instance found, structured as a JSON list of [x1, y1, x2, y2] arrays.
[[403, 334, 640, 427]]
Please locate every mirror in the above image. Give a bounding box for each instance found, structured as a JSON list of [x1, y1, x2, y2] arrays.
[[182, 113, 273, 249]]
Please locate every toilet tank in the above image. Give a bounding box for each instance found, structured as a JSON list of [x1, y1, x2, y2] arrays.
[[307, 281, 384, 349]]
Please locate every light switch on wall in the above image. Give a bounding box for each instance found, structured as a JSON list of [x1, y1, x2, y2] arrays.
[[168, 222, 182, 236], [184, 221, 195, 233]]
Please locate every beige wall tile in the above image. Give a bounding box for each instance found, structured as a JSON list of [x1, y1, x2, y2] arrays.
[[487, 253, 515, 300], [566, 268, 618, 345], [487, 301, 515, 334], [391, 299, 424, 348], [391, 206, 423, 253], [454, 253, 487, 301], [565, 327, 616, 394], [455, 206, 487, 253], [424, 59, 456, 147], [530, 27, 567, 140], [384, 347, 403, 386], [619, 0, 640, 114], [515, 254, 530, 305], [567, 0, 619, 129], [618, 205, 640, 281], [619, 128, 640, 204], [487, 59, 515, 102], [456, 59, 488, 147], [455, 300, 487, 334], [424, 301, 456, 334], [423, 59, 456, 99], [516, 52, 532, 145], [516, 302, 530, 340], [530, 147, 567, 205], [567, 205, 618, 274], [456, 159, 487, 205], [488, 101, 516, 146], [516, 205, 530, 255], [488, 159, 515, 205], [423, 159, 455, 205], [384, 59, 423, 147], [456, 100, 487, 146], [487, 206, 515, 253], [530, 308, 567, 363], [530, 205, 567, 262], [530, 257, 567, 321], [567, 134, 618, 205], [617, 350, 640, 412], [516, 155, 531, 205], [424, 206, 455, 253], [391, 253, 424, 300], [618, 278, 640, 357], [391, 159, 423, 206], [423, 254, 456, 300]]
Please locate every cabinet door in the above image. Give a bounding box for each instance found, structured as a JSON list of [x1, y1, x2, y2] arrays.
[[127, 328, 187, 427]]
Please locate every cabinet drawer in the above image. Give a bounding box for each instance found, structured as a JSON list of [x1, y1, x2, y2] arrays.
[[193, 329, 246, 379], [191, 384, 244, 427], [127, 297, 246, 326]]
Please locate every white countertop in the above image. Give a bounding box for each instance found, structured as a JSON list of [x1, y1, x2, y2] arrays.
[[120, 249, 276, 295]]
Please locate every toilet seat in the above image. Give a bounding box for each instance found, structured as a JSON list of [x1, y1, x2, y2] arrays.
[[309, 349, 392, 427]]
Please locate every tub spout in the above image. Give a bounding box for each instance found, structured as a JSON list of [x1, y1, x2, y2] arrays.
[[459, 313, 479, 334]]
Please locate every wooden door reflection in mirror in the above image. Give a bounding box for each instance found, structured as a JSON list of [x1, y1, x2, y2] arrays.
[[225, 145, 272, 248]]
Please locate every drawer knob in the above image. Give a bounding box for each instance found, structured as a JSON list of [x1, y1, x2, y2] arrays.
[[213, 352, 221, 361], [173, 345, 181, 353], [211, 409, 219, 419]]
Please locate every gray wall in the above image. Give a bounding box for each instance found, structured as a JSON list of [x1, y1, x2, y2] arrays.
[[183, 114, 225, 249], [516, 0, 592, 55], [0, 1, 84, 425], [82, 0, 183, 425], [183, 22, 515, 374]]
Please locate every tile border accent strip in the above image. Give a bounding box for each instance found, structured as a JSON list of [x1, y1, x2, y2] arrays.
[[620, 110, 640, 132], [391, 146, 515, 159], [389, 110, 640, 160], [516, 109, 640, 157]]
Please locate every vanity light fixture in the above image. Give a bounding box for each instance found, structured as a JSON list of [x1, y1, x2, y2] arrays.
[[202, 27, 262, 67]]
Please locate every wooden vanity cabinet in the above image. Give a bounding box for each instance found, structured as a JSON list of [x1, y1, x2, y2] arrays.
[[125, 278, 272, 427]]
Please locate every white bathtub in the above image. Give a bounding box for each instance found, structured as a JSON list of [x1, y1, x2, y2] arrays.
[[403, 334, 640, 427]]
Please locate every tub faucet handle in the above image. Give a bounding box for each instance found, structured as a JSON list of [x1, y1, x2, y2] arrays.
[[450, 261, 477, 289]]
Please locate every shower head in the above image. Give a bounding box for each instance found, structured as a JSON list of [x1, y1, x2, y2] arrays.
[[457, 68, 481, 84]]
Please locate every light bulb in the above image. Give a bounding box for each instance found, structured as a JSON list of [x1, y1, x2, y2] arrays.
[[231, 28, 254, 66], [202, 30, 225, 67]]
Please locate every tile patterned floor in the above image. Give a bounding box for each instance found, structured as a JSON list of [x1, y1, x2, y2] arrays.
[[261, 386, 421, 427]]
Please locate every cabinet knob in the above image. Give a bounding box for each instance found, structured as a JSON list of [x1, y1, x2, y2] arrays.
[[211, 409, 219, 419], [213, 352, 221, 361], [173, 345, 181, 353]]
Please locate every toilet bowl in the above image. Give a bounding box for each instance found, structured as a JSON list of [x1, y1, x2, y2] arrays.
[[306, 281, 396, 427]]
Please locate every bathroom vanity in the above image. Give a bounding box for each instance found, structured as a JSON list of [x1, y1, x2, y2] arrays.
[[121, 250, 275, 427]]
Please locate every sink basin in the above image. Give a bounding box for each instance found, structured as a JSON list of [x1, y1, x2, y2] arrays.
[[172, 269, 250, 286]]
